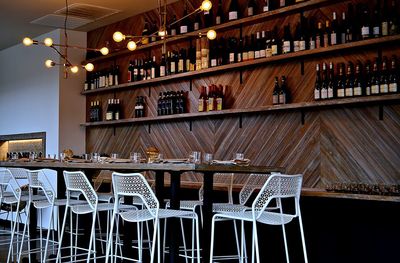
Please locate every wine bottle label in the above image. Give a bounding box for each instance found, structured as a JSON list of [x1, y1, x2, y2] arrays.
[[194, 23, 199, 31], [180, 25, 188, 34], [171, 62, 176, 73], [273, 95, 279, 104], [382, 22, 389, 36], [263, 6, 269, 12], [345, 88, 353, 97], [106, 112, 113, 120], [186, 59, 191, 71], [134, 69, 138, 76], [373, 26, 380, 36], [151, 68, 156, 78], [389, 83, 398, 92], [316, 36, 321, 49], [260, 49, 266, 58], [354, 87, 362, 96], [229, 53, 235, 63], [294, 41, 300, 52], [201, 57, 209, 69], [171, 29, 177, 35], [84, 83, 88, 91], [247, 7, 253, 16], [341, 33, 346, 43], [115, 112, 119, 120], [321, 89, 328, 99], [196, 59, 202, 70], [328, 88, 334, 98], [371, 84, 379, 94], [160, 66, 166, 77], [208, 98, 215, 111], [237, 53, 242, 62], [266, 48, 272, 57], [380, 84, 389, 93], [137, 105, 144, 110], [314, 89, 320, 100], [323, 34, 329, 47], [337, 89, 345, 97], [216, 16, 221, 25], [361, 26, 370, 37], [309, 40, 316, 50], [216, 98, 223, 111], [280, 0, 285, 7], [229, 11, 238, 20], [243, 52, 249, 61], [279, 94, 286, 104], [255, 50, 260, 59], [178, 60, 184, 72], [299, 41, 306, 51], [365, 86, 371, 95], [271, 45, 278, 55], [331, 33, 337, 45], [283, 41, 291, 53], [248, 51, 255, 60], [211, 59, 217, 67], [109, 75, 113, 86], [115, 76, 119, 86], [198, 99, 204, 112], [140, 69, 144, 76]]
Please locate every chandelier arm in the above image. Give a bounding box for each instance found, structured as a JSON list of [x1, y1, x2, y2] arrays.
[[50, 46, 73, 67], [168, 8, 201, 27]]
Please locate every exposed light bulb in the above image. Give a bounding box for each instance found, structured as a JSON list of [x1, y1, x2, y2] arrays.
[[45, 59, 55, 68], [23, 37, 34, 46], [44, 38, 53, 47], [100, 47, 109, 55], [84, 63, 94, 72], [127, 41, 137, 51], [158, 27, 167, 37], [113, 31, 125, 42], [70, 66, 79, 73], [201, 0, 212, 11], [207, 29, 217, 40]]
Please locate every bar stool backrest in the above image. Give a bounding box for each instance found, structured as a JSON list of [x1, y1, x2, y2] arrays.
[[8, 168, 29, 180], [252, 174, 303, 219], [63, 171, 98, 210], [239, 173, 271, 206], [199, 173, 234, 203], [0, 169, 21, 200], [112, 172, 159, 217], [28, 170, 55, 203], [93, 170, 112, 192]]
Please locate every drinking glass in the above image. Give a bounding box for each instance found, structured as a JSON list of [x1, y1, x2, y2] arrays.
[[29, 152, 36, 161], [92, 153, 100, 163], [84, 153, 91, 161], [111, 153, 118, 159], [204, 153, 214, 164], [235, 153, 244, 161], [130, 152, 141, 163], [59, 153, 66, 162], [189, 151, 202, 164]]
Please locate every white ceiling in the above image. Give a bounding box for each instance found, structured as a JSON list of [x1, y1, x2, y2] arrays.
[[0, 0, 177, 51]]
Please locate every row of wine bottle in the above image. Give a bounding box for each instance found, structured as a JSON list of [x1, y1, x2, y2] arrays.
[[157, 91, 187, 116], [85, 65, 120, 91], [134, 96, 146, 118], [272, 76, 289, 105], [105, 99, 122, 121], [198, 85, 226, 112], [314, 55, 399, 101], [89, 101, 102, 122]]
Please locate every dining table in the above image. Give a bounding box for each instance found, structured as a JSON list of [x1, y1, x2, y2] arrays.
[[0, 160, 285, 263]]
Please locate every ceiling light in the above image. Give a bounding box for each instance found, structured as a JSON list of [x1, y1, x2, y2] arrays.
[[100, 47, 109, 55], [70, 66, 79, 73], [84, 63, 94, 72], [45, 59, 55, 68], [127, 41, 137, 51], [201, 0, 212, 11], [23, 37, 34, 46], [207, 29, 217, 40], [44, 38, 53, 47], [113, 31, 125, 42]]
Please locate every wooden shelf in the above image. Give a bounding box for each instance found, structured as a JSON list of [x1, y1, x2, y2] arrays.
[[81, 94, 400, 127], [81, 35, 400, 95], [83, 0, 341, 64], [301, 188, 400, 202]]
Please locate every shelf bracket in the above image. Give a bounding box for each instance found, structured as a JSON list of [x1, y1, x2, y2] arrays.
[[189, 79, 193, 91], [239, 115, 243, 129], [148, 87, 151, 97], [300, 110, 305, 125], [148, 124, 151, 134], [300, 60, 305, 76], [189, 120, 192, 131], [379, 105, 384, 121]]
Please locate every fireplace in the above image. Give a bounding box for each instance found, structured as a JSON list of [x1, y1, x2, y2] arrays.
[[0, 132, 46, 161]]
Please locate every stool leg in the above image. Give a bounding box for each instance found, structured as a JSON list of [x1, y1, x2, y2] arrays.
[[194, 215, 200, 263], [179, 218, 189, 263], [43, 205, 55, 261], [56, 205, 69, 263], [86, 212, 96, 263], [17, 201, 31, 263], [7, 203, 20, 263], [209, 215, 217, 263], [298, 210, 308, 263], [105, 209, 116, 263], [252, 221, 260, 263]]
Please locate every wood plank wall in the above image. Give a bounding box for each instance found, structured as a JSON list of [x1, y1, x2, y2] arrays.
[[85, 0, 400, 188]]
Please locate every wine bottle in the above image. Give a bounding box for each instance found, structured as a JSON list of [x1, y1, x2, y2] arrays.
[[271, 27, 279, 56], [171, 51, 178, 74], [242, 36, 249, 61], [389, 0, 398, 35], [114, 65, 119, 85], [372, 0, 381, 38], [260, 31, 267, 58], [248, 34, 255, 60], [279, 76, 288, 104], [389, 55, 398, 93], [189, 45, 196, 71], [321, 63, 328, 99], [198, 86, 207, 112], [196, 37, 202, 70], [316, 21, 323, 49], [145, 59, 151, 80], [204, 3, 213, 27], [193, 11, 201, 31], [218, 37, 226, 65], [345, 62, 354, 97], [170, 15, 177, 36], [178, 48, 186, 73], [210, 40, 217, 67], [361, 5, 371, 39], [106, 99, 113, 120], [247, 0, 256, 16], [228, 0, 239, 21], [365, 61, 372, 96], [139, 59, 145, 80], [216, 0, 224, 25], [345, 4, 354, 43], [208, 85, 215, 111], [353, 61, 363, 96], [128, 61, 133, 83], [228, 37, 237, 64], [308, 18, 316, 50], [201, 36, 210, 69], [323, 20, 331, 48], [331, 12, 338, 45], [157, 92, 163, 115], [328, 62, 335, 99], [263, 0, 270, 12], [255, 32, 261, 58], [180, 2, 189, 34], [114, 99, 121, 120], [273, 77, 280, 105], [160, 53, 167, 77], [380, 56, 389, 94], [216, 85, 224, 110], [151, 56, 157, 79], [134, 97, 140, 118], [133, 60, 139, 82], [336, 63, 346, 98], [237, 37, 243, 62], [371, 58, 380, 95], [299, 14, 307, 51], [282, 24, 292, 54], [314, 64, 321, 100], [382, 0, 389, 36], [89, 101, 94, 122]]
